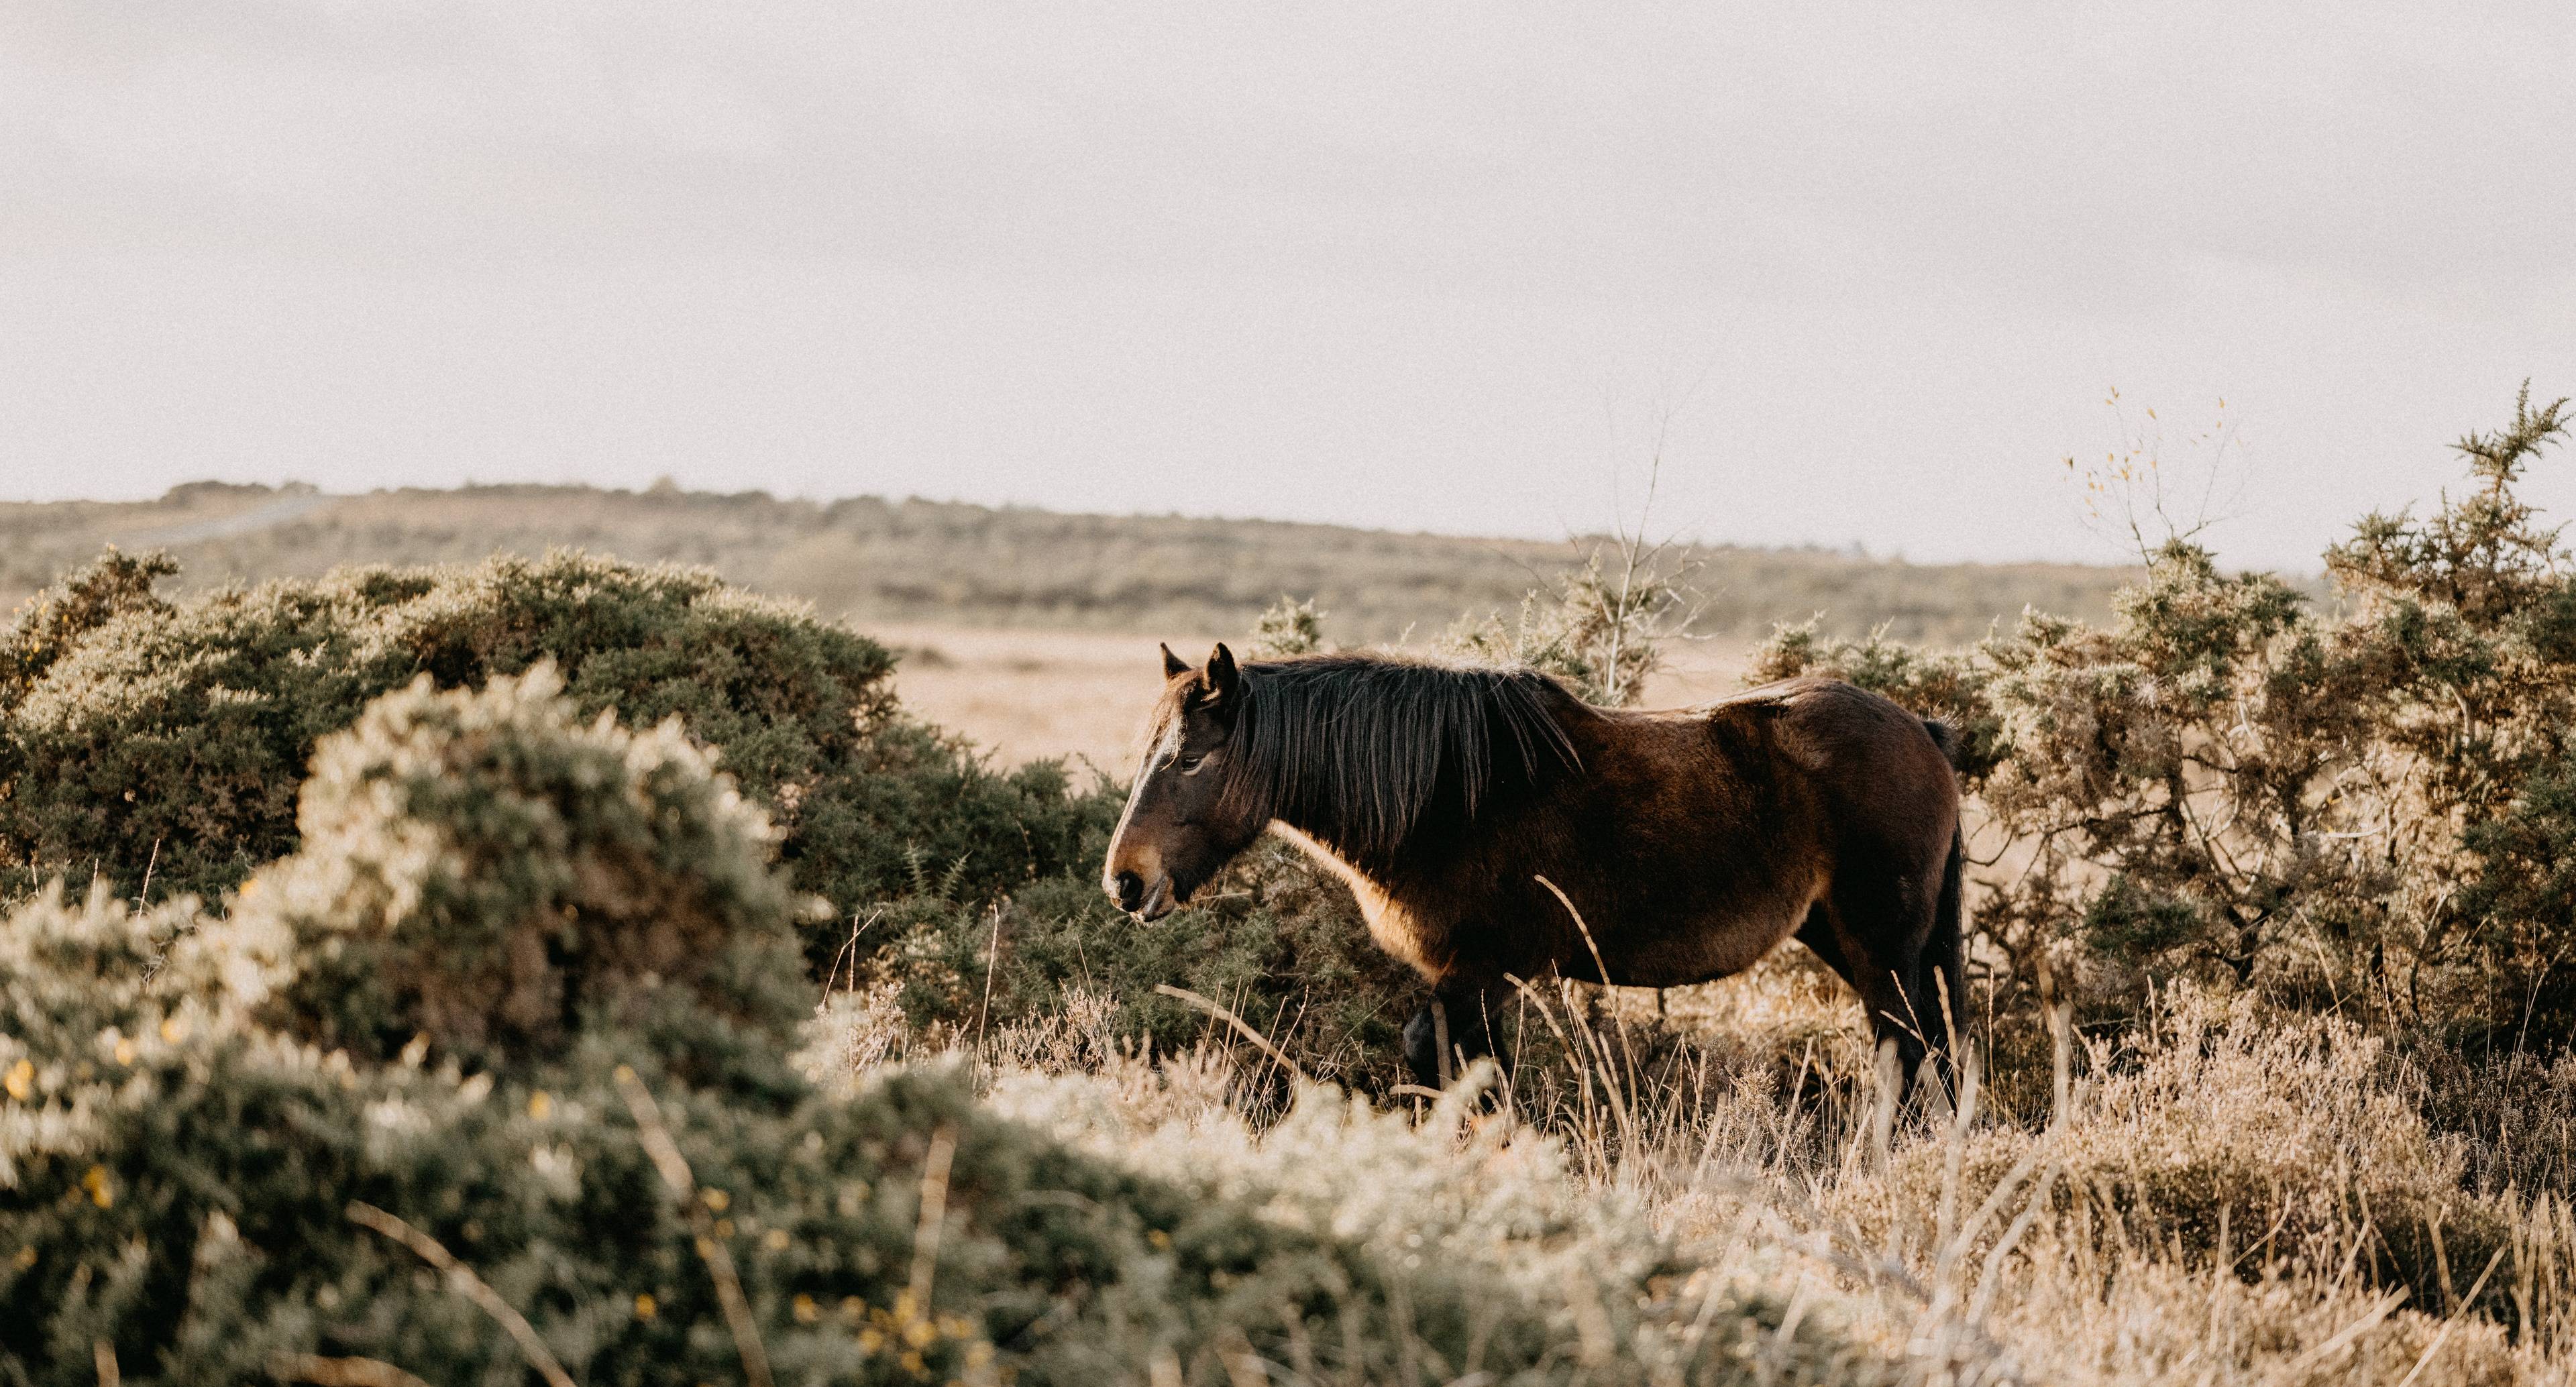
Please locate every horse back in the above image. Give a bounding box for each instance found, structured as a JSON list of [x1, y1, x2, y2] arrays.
[[1527, 677, 1957, 985], [1670, 675, 1956, 847]]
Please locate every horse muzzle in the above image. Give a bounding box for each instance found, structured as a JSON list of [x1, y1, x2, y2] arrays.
[[1106, 869, 1178, 921]]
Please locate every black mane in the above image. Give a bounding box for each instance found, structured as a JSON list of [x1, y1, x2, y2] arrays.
[[1217, 653, 1580, 862]]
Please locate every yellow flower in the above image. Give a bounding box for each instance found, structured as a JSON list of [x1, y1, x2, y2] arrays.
[[763, 1228, 790, 1252], [4, 1059, 31, 1101], [701, 1188, 730, 1213], [83, 1166, 113, 1209], [634, 1292, 658, 1321], [527, 1091, 552, 1120], [159, 1015, 190, 1044], [792, 1294, 818, 1323]]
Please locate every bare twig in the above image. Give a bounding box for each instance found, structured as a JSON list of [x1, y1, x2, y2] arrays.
[[1152, 983, 1311, 1085], [345, 1202, 576, 1387], [268, 1355, 435, 1387], [976, 904, 1003, 1053], [2395, 1248, 2508, 1387], [910, 1125, 957, 1309], [134, 837, 160, 911], [1534, 874, 1641, 1090], [612, 1066, 773, 1387], [2282, 1288, 2409, 1374]]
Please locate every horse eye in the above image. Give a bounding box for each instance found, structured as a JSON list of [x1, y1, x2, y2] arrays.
[[1177, 753, 1210, 774]]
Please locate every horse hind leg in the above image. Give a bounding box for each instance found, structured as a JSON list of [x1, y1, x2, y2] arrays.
[[1794, 904, 1860, 991], [1814, 884, 1940, 1108]]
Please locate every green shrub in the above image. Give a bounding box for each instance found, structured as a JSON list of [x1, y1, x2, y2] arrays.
[[1756, 387, 2576, 1041], [1442, 545, 1689, 708], [1246, 595, 1327, 659], [0, 550, 1118, 966], [248, 666, 814, 1070], [1743, 620, 2005, 783], [859, 838, 1425, 1091], [0, 547, 178, 706]]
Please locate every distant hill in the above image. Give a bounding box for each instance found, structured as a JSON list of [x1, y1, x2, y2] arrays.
[[1, 481, 2139, 645]]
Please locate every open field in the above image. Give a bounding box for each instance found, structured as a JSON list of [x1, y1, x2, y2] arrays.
[[880, 622, 1758, 771], [0, 480, 1987, 771]]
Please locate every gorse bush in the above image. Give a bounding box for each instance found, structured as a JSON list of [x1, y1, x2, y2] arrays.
[[0, 672, 1882, 1386], [1756, 387, 2576, 1042], [1441, 545, 1691, 708], [0, 549, 1418, 1093], [1246, 595, 1327, 659], [250, 665, 813, 1069], [0, 547, 180, 707], [856, 837, 1424, 1091], [0, 551, 1117, 966]]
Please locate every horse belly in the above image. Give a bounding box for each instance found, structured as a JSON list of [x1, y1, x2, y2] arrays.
[[1601, 891, 1813, 989]]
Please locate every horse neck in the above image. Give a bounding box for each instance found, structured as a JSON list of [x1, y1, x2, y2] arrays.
[[1252, 736, 1470, 883], [1263, 789, 1404, 879]]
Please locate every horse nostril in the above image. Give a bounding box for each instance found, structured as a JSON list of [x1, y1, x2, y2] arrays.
[[1112, 871, 1143, 910]]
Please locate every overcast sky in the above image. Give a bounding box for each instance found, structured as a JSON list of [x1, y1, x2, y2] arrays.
[[3, 3, 2571, 567]]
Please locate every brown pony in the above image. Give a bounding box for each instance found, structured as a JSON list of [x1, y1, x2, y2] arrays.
[[1104, 643, 1966, 1093]]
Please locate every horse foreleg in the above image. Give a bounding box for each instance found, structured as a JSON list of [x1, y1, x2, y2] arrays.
[[1403, 982, 1502, 1089]]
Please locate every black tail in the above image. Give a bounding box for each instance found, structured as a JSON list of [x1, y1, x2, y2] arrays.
[[1923, 716, 1968, 1052], [1923, 825, 1969, 1081]]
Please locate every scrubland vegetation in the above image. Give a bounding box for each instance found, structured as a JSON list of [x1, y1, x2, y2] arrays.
[[0, 482, 2131, 646], [9, 388, 2576, 1385]]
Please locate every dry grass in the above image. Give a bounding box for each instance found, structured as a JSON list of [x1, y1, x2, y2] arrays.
[[812, 958, 2576, 1387]]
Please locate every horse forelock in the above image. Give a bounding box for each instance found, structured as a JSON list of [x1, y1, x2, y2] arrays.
[[1218, 653, 1579, 861]]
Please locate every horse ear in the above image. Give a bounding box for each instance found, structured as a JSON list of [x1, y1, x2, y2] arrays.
[[1206, 643, 1240, 702], [1161, 642, 1189, 679]]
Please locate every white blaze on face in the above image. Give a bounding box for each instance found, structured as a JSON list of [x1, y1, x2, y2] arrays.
[[1104, 717, 1182, 896]]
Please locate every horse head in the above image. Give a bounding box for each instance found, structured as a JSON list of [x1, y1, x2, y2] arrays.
[[1103, 641, 1268, 919]]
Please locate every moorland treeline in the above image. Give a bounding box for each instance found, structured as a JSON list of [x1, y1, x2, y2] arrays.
[[0, 481, 2135, 645]]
